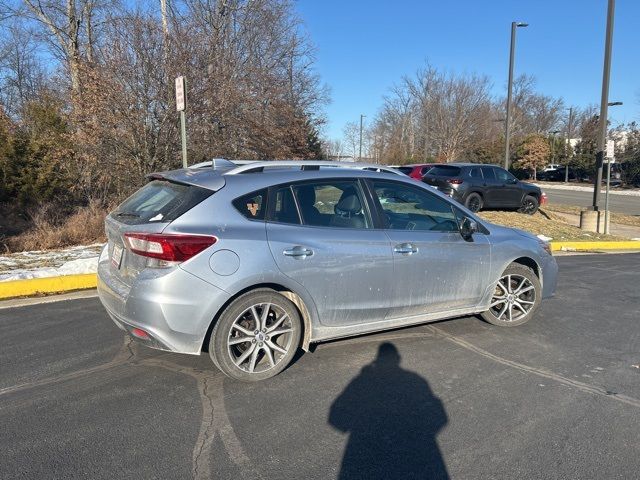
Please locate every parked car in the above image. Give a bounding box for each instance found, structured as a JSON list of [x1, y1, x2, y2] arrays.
[[97, 160, 558, 381], [537, 167, 576, 182], [422, 163, 546, 214], [396, 163, 438, 180]]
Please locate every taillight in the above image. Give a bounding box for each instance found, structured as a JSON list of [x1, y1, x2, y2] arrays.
[[447, 178, 463, 185], [123, 233, 217, 262]]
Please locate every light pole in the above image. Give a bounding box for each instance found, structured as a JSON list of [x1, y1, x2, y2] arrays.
[[604, 101, 623, 234], [504, 21, 528, 171], [592, 0, 615, 212], [564, 107, 574, 183], [359, 114, 366, 161]]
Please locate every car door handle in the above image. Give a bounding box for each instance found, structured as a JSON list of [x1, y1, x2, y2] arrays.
[[283, 246, 314, 258], [393, 243, 418, 255]]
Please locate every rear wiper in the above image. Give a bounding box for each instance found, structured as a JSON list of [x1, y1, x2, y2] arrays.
[[115, 212, 140, 218]]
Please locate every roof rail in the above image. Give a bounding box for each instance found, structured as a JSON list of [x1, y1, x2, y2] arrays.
[[225, 160, 401, 175]]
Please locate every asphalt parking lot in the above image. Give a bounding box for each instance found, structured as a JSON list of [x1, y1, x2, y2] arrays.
[[2, 254, 640, 479]]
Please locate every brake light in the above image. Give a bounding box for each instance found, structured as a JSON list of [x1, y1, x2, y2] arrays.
[[447, 178, 463, 185], [123, 233, 217, 262]]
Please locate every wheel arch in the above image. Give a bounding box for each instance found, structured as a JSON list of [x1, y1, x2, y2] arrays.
[[201, 282, 315, 353], [512, 256, 541, 283]]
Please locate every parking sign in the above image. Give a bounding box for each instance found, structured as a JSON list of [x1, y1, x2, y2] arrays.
[[175, 76, 186, 112], [606, 140, 615, 159]]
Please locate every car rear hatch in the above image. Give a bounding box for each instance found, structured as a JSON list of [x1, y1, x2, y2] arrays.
[[423, 165, 462, 192], [105, 172, 223, 288]]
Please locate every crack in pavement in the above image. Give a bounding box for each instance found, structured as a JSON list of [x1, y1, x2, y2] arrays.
[[139, 357, 263, 480], [427, 325, 640, 409]]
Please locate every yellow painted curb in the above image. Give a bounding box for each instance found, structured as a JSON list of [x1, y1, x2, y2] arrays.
[[550, 241, 640, 252], [0, 273, 97, 300]]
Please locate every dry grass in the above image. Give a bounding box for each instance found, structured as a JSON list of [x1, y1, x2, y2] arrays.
[[543, 203, 640, 228], [478, 209, 627, 242], [5, 201, 108, 253]]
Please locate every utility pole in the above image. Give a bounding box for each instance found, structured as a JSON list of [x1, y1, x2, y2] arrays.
[[504, 21, 528, 170], [565, 107, 573, 183], [359, 114, 365, 161], [592, 0, 615, 211]]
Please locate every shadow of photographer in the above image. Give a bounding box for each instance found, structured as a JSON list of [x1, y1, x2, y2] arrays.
[[329, 342, 449, 479]]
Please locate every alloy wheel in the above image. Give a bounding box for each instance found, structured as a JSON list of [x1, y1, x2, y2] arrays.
[[522, 198, 537, 214], [488, 274, 536, 322], [467, 196, 481, 212], [227, 303, 294, 373]]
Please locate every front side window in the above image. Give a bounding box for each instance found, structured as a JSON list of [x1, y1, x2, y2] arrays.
[[494, 167, 516, 183], [290, 180, 371, 229], [372, 180, 458, 232]]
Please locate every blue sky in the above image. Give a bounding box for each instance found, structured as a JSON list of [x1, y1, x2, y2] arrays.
[[297, 0, 640, 140]]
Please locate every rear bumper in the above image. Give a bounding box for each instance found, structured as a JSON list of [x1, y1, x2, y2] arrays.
[[97, 259, 231, 355]]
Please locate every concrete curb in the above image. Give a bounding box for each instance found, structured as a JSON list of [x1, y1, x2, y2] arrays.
[[0, 273, 97, 300], [550, 241, 640, 252]]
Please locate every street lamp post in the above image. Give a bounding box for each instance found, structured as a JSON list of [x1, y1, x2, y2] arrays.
[[592, 0, 615, 212], [504, 21, 528, 170], [359, 114, 366, 162], [565, 107, 573, 183]]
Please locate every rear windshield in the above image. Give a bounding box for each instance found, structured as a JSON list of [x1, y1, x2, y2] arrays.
[[397, 166, 414, 175], [113, 180, 213, 225], [427, 166, 461, 177]]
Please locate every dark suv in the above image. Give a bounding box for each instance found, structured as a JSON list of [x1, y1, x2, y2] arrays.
[[423, 163, 545, 214]]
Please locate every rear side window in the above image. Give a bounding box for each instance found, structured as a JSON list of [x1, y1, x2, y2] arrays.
[[113, 180, 212, 225], [397, 166, 414, 175], [480, 166, 496, 180], [272, 186, 301, 225], [469, 167, 482, 178], [233, 189, 267, 220], [291, 180, 371, 229], [427, 166, 461, 176]]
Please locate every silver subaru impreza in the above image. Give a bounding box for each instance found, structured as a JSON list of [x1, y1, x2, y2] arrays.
[[97, 160, 558, 381]]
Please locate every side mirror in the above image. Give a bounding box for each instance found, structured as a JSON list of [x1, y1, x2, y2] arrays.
[[509, 178, 519, 184], [460, 218, 478, 241]]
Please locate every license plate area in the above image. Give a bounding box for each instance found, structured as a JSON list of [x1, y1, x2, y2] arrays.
[[111, 244, 124, 269]]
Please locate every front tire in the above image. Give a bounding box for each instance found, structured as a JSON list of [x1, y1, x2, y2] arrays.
[[481, 263, 541, 327], [209, 289, 302, 381]]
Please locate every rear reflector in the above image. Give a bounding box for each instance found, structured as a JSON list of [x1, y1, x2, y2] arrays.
[[131, 327, 150, 340], [447, 178, 463, 185], [123, 233, 217, 262]]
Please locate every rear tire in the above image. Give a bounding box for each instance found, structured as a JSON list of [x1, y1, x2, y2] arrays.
[[481, 263, 541, 327], [209, 289, 302, 381], [465, 193, 483, 213], [518, 195, 539, 215]]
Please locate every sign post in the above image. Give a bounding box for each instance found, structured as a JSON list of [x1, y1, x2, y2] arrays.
[[604, 139, 615, 234], [175, 76, 188, 168]]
